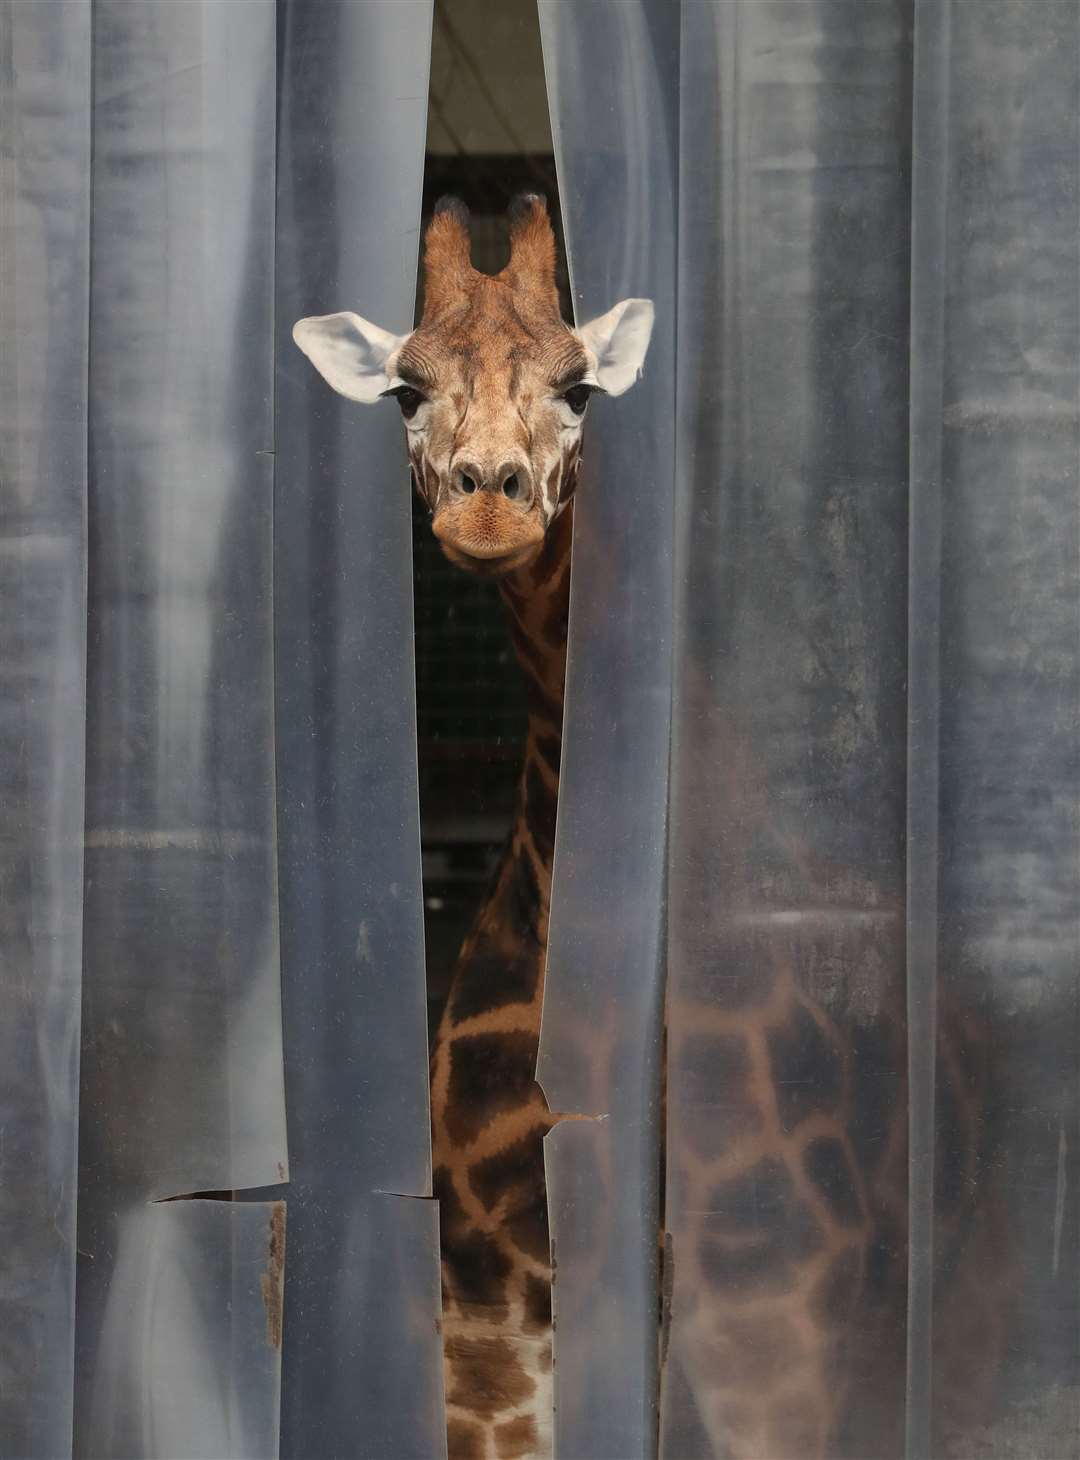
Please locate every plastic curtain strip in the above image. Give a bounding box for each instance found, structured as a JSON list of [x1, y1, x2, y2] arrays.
[[914, 3, 1080, 1454], [537, 3, 676, 1456], [74, 4, 287, 1454], [274, 4, 445, 1456], [665, 2, 1080, 1457], [665, 4, 915, 1457], [0, 4, 90, 1455]]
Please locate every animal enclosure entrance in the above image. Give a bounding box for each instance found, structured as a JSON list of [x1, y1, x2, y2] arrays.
[[2, 2, 1079, 1459], [411, 0, 569, 1028]]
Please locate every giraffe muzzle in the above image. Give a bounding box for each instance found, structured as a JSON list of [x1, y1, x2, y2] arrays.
[[431, 489, 546, 575]]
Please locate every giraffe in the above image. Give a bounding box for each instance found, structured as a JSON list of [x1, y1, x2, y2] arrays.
[[294, 193, 652, 1460], [292, 196, 1006, 1460]]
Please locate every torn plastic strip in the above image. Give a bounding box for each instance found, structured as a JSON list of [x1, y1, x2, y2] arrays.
[[77, 1200, 285, 1458], [274, 3, 443, 1455], [152, 1185, 295, 1360], [537, 2, 676, 1455], [150, 1195, 288, 1355], [664, 4, 915, 1455], [74, 3, 286, 1453]]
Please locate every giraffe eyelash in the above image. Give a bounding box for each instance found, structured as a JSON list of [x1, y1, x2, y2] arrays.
[[382, 383, 427, 420], [559, 382, 601, 416]]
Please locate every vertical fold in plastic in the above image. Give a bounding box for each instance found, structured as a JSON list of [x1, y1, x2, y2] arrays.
[[664, 4, 913, 1456], [537, 3, 677, 1455], [906, 4, 950, 1454], [75, 3, 287, 1453], [914, 2, 1080, 1452], [274, 4, 444, 1456], [0, 3, 90, 1454]]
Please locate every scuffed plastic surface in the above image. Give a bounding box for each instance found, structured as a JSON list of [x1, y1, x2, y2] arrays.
[[665, 2, 1080, 1457], [664, 4, 913, 1456], [74, 2, 287, 1453], [0, 3, 89, 1454], [79, 1201, 285, 1460], [538, 2, 676, 1455], [916, 3, 1080, 1454], [275, 3, 445, 1456]]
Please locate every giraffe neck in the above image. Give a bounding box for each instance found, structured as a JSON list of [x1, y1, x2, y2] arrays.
[[495, 499, 573, 923], [430, 502, 572, 1460]]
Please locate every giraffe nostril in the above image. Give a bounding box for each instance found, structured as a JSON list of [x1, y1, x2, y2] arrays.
[[502, 474, 522, 501], [459, 473, 478, 495]]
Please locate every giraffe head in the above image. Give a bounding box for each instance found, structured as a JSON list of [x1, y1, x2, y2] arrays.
[[293, 194, 653, 575]]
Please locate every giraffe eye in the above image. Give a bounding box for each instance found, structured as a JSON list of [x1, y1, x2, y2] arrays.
[[387, 385, 425, 420], [561, 383, 593, 416]]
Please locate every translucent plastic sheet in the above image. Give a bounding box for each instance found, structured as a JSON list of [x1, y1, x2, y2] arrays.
[[0, 4, 89, 1453], [537, 3, 676, 1455], [75, 3, 287, 1453], [78, 1200, 285, 1460], [913, 3, 1080, 1453], [664, 5, 914, 1456], [274, 4, 444, 1456]]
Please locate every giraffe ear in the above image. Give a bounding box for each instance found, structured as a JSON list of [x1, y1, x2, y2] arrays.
[[575, 298, 655, 397], [292, 311, 409, 404]]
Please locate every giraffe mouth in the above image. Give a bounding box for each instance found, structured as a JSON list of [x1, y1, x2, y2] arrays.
[[431, 500, 546, 577], [436, 539, 544, 577]]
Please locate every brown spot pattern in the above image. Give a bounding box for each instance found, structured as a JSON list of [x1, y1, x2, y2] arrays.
[[435, 1166, 513, 1312], [445, 1334, 536, 1421], [446, 1418, 486, 1460], [675, 1032, 763, 1161], [804, 1135, 863, 1227], [523, 1272, 552, 1334], [767, 1001, 844, 1133], [449, 933, 542, 1025], [444, 1031, 540, 1148], [700, 1159, 823, 1295], [469, 1129, 547, 1214], [494, 1415, 539, 1458], [812, 1246, 862, 1329]]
